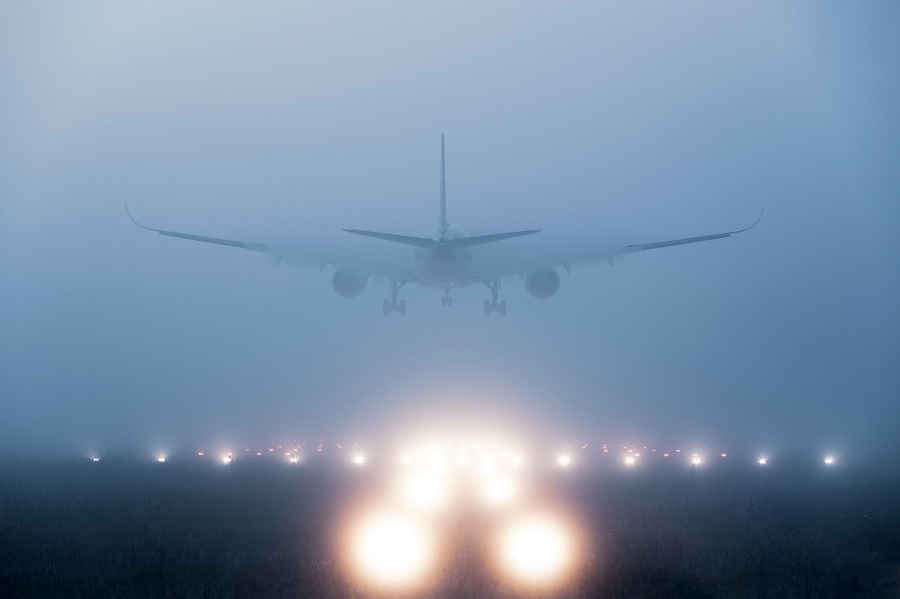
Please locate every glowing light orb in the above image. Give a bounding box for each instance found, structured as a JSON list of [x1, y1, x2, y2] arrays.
[[222, 455, 233, 464], [624, 456, 635, 466], [403, 475, 444, 510], [91, 456, 100, 462], [824, 456, 835, 465], [499, 516, 572, 585], [157, 455, 167, 463], [691, 456, 702, 466], [485, 478, 516, 505], [557, 454, 571, 468], [353, 453, 367, 466], [350, 512, 432, 588], [758, 457, 768, 465], [289, 456, 299, 464]]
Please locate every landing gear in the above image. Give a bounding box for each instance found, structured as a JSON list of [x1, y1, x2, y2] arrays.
[[383, 281, 407, 315], [482, 280, 507, 316], [442, 289, 453, 307]]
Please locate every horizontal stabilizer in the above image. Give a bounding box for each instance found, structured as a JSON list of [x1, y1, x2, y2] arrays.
[[343, 229, 437, 249], [447, 230, 540, 249], [344, 228, 541, 250]]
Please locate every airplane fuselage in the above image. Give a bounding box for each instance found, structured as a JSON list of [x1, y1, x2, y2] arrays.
[[415, 227, 474, 288]]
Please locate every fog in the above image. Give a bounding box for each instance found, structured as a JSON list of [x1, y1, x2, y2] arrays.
[[1, 1, 898, 458]]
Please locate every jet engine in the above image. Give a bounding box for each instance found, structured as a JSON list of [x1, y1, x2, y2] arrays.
[[331, 269, 369, 298], [524, 268, 560, 299]]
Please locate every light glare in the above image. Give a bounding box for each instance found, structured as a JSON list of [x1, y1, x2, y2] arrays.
[[350, 512, 432, 588], [499, 515, 572, 585]]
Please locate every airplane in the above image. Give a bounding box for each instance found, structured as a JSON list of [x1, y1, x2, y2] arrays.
[[127, 135, 762, 316]]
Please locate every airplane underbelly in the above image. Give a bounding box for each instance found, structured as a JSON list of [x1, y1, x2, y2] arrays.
[[417, 255, 473, 288]]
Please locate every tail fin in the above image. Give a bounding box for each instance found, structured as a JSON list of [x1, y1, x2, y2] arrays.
[[440, 133, 448, 235]]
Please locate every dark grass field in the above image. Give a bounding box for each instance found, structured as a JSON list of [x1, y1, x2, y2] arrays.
[[1, 454, 899, 598]]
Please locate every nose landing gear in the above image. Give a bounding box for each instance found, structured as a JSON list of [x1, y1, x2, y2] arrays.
[[482, 280, 507, 316], [442, 289, 453, 307], [383, 281, 407, 315]]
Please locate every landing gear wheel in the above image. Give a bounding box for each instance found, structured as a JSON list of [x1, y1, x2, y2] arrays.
[[499, 300, 507, 316], [398, 299, 406, 316], [383, 299, 391, 315]]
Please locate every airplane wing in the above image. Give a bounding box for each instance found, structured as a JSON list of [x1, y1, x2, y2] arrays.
[[471, 208, 763, 282], [125, 204, 417, 282]]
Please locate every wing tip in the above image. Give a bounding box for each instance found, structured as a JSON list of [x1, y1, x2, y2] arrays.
[[739, 207, 764, 233], [125, 203, 153, 231]]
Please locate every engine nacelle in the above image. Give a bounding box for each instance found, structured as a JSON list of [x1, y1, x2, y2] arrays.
[[331, 269, 368, 298], [524, 268, 560, 299]]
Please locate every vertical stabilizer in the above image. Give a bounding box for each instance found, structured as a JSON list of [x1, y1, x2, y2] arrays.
[[440, 133, 448, 235]]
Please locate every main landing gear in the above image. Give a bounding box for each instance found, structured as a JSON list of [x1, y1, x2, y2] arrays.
[[482, 280, 507, 316], [383, 281, 407, 315], [442, 289, 453, 307]]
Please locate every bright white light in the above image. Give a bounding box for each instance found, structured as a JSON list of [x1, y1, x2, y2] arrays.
[[824, 456, 835, 465], [557, 454, 571, 468], [403, 475, 445, 510], [758, 457, 768, 465], [401, 453, 413, 465], [156, 455, 167, 463], [510, 454, 523, 467], [691, 456, 702, 466], [289, 456, 299, 464], [91, 456, 100, 462], [499, 515, 572, 585], [350, 512, 432, 588], [624, 456, 635, 466], [484, 478, 516, 505], [353, 453, 367, 466], [222, 455, 233, 464]]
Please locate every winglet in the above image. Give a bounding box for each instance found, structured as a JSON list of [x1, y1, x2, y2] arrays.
[[734, 207, 764, 234], [125, 203, 156, 232]]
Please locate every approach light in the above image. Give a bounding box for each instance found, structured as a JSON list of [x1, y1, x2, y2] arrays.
[[557, 454, 571, 468], [350, 511, 433, 588], [222, 455, 233, 464], [758, 457, 768, 465], [624, 456, 635, 466], [156, 455, 167, 463], [824, 456, 835, 465], [91, 456, 100, 462], [403, 475, 445, 510], [720, 453, 727, 458], [484, 478, 516, 505], [691, 456, 702, 466], [289, 456, 299, 464], [197, 452, 204, 457], [498, 515, 573, 586], [353, 453, 367, 466]]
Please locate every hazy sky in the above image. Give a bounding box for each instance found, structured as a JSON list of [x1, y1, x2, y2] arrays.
[[1, 1, 898, 458]]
